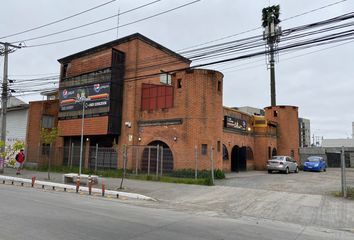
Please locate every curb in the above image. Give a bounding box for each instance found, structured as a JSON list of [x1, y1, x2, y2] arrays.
[[0, 175, 155, 201]]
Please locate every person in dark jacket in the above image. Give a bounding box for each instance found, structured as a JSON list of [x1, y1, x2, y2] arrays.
[[15, 149, 25, 175]]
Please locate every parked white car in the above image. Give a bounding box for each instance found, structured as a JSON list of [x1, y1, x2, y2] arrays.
[[267, 156, 299, 174]]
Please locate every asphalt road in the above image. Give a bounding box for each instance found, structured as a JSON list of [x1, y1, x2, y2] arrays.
[[0, 184, 353, 240]]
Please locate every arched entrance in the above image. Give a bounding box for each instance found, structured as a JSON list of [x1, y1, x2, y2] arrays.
[[141, 140, 173, 173], [272, 148, 277, 157], [231, 145, 247, 172]]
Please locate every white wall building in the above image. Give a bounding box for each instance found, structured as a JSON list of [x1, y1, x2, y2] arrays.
[[0, 97, 29, 145]]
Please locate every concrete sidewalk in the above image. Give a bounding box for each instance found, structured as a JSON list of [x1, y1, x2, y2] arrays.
[[3, 168, 354, 232]]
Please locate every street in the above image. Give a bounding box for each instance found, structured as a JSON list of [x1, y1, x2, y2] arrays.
[[0, 184, 353, 240]]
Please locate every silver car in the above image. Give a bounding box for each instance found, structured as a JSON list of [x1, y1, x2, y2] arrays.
[[267, 156, 299, 174]]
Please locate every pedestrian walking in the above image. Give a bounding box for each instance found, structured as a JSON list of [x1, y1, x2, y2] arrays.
[[15, 149, 25, 175]]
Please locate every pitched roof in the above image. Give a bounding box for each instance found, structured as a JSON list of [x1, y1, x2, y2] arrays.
[[58, 33, 191, 64]]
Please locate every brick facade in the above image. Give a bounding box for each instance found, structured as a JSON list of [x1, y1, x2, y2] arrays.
[[26, 33, 300, 171]]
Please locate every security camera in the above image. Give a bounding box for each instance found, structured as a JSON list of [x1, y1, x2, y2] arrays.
[[124, 121, 131, 128]]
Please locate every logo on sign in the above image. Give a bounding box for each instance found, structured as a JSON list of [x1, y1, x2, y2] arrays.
[[62, 89, 68, 98], [94, 84, 101, 93]]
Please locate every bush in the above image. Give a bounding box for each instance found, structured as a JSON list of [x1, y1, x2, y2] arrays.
[[167, 169, 225, 179]]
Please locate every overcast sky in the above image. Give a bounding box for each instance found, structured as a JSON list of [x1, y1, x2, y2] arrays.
[[0, 0, 353, 140]]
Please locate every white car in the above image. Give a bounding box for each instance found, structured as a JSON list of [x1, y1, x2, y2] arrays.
[[267, 156, 299, 174]]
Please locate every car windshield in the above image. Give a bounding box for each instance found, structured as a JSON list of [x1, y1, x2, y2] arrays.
[[271, 156, 283, 160], [307, 157, 322, 162]]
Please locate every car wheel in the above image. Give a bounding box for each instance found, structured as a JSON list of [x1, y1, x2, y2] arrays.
[[295, 167, 299, 173], [285, 167, 289, 174], [268, 170, 272, 174]]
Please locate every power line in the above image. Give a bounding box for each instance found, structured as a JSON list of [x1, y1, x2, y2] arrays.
[[12, 0, 163, 44], [23, 0, 201, 48], [0, 0, 117, 40], [282, 0, 348, 22], [178, 0, 348, 52], [12, 9, 354, 94]]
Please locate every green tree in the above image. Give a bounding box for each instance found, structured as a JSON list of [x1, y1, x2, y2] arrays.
[[0, 140, 25, 168], [40, 127, 58, 180]]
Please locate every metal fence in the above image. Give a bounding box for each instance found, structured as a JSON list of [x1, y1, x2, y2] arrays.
[[26, 144, 217, 183]]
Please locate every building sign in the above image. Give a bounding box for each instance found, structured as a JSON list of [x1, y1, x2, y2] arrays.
[[59, 83, 110, 112], [224, 116, 247, 131]]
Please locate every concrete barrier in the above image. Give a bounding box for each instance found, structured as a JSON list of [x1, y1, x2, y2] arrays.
[[0, 175, 155, 201]]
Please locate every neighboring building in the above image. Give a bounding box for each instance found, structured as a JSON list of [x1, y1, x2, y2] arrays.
[[26, 33, 300, 171], [300, 122, 354, 168], [298, 118, 311, 147], [237, 106, 264, 116], [321, 139, 354, 148], [0, 97, 29, 145]]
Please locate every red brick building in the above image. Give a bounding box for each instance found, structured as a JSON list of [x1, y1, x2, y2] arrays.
[[26, 33, 299, 172]]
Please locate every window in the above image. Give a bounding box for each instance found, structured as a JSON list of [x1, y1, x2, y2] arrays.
[[291, 150, 295, 157], [62, 64, 68, 78], [177, 79, 182, 88], [217, 81, 221, 92], [42, 115, 54, 129], [223, 144, 229, 161], [41, 144, 50, 156], [141, 84, 173, 111], [217, 141, 221, 152], [273, 110, 278, 117], [160, 72, 171, 85], [201, 144, 208, 155]]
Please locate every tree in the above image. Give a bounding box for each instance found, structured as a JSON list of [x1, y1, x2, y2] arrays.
[[0, 140, 25, 168], [40, 127, 58, 180]]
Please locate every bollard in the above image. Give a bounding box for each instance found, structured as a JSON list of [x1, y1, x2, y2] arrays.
[[76, 177, 80, 193], [21, 182, 24, 186], [64, 188, 66, 192], [11, 181, 14, 185], [2, 180, 5, 184], [88, 176, 92, 195], [116, 194, 119, 199], [102, 183, 105, 197], [42, 185, 45, 189], [52, 186, 55, 190], [31, 176, 36, 187]]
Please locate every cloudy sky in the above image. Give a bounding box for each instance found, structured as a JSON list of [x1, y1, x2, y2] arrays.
[[0, 0, 353, 140]]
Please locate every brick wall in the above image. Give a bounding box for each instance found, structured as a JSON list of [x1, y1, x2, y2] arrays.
[[58, 116, 109, 136]]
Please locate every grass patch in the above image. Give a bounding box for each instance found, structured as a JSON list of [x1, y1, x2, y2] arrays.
[[127, 174, 213, 186], [331, 187, 354, 199], [23, 166, 214, 185]]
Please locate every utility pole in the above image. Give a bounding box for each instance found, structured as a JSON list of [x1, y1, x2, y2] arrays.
[[262, 5, 281, 107], [0, 42, 21, 174]]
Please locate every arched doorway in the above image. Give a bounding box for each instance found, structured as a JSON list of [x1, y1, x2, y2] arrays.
[[272, 148, 277, 157], [231, 145, 247, 172], [141, 140, 173, 173]]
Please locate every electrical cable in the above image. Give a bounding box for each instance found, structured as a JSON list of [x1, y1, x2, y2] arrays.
[[23, 0, 201, 48], [11, 0, 163, 44], [0, 0, 117, 40]]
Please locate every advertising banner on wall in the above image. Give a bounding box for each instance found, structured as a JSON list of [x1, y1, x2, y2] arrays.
[[59, 83, 110, 112], [224, 116, 247, 131]]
